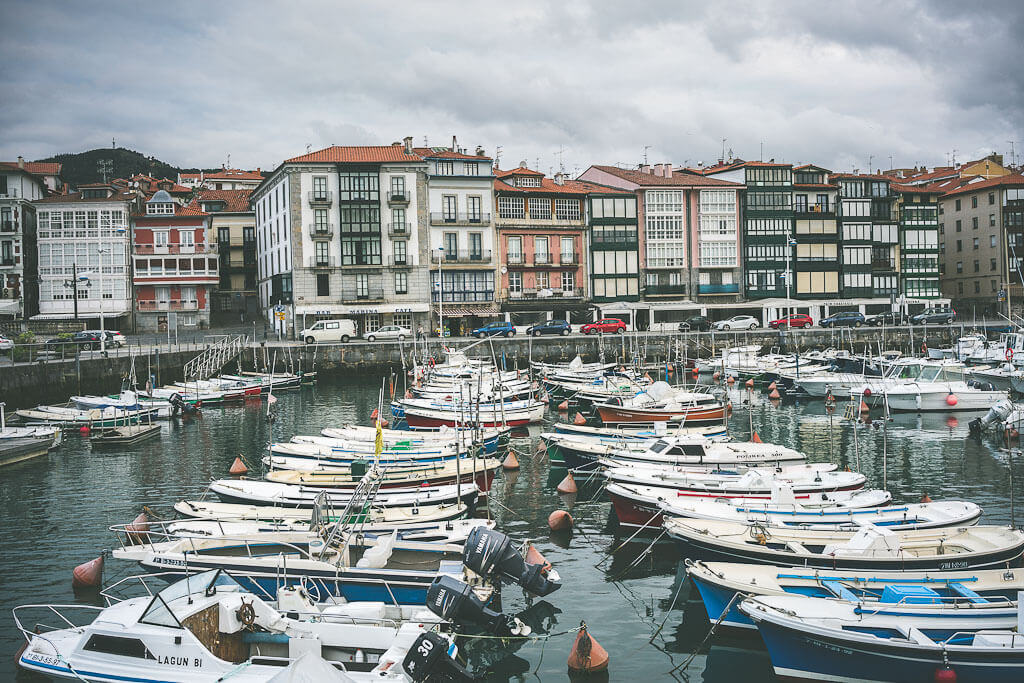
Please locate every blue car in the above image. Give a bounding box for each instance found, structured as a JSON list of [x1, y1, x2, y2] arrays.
[[472, 321, 516, 338], [526, 319, 571, 336], [820, 311, 865, 328]]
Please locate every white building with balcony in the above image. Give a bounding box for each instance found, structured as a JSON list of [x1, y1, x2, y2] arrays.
[[33, 184, 138, 328], [1, 158, 58, 321]]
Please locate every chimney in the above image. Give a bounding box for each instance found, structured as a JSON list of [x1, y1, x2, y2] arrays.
[[256, 167, 261, 174], [641, 164, 651, 174], [653, 164, 664, 177], [475, 145, 485, 157], [554, 172, 565, 186], [451, 135, 458, 153], [17, 156, 24, 169], [403, 136, 413, 154], [664, 164, 673, 179]]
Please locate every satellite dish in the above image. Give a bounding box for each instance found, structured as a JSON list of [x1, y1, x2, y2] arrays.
[[500, 266, 507, 274]]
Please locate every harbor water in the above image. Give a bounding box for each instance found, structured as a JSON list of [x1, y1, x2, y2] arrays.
[[3, 373, 1024, 681]]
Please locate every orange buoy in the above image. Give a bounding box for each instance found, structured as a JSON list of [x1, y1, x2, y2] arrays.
[[745, 378, 754, 388], [404, 390, 413, 399], [568, 621, 609, 673], [726, 376, 735, 385], [768, 381, 777, 391], [667, 365, 674, 374], [860, 401, 870, 414], [548, 509, 574, 531], [525, 544, 552, 574], [921, 492, 933, 503], [380, 419, 389, 427], [502, 451, 520, 470], [692, 367, 699, 377], [370, 408, 379, 420], [713, 371, 721, 380], [751, 432, 763, 443], [946, 393, 958, 407], [557, 472, 578, 494], [769, 388, 781, 400], [72, 555, 103, 590], [229, 456, 248, 475], [557, 400, 569, 412], [574, 412, 587, 426], [540, 393, 550, 404], [125, 511, 151, 545]]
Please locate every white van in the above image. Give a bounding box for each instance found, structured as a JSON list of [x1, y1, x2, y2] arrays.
[[300, 319, 357, 344]]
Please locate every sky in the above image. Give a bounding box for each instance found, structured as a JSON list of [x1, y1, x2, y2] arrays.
[[1, 0, 1021, 177]]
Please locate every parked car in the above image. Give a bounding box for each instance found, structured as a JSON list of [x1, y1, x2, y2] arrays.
[[820, 311, 866, 328], [911, 307, 957, 325], [865, 311, 905, 327], [46, 330, 108, 351], [300, 319, 357, 344], [362, 325, 411, 342], [712, 315, 759, 331], [580, 318, 627, 335], [768, 314, 813, 329], [678, 315, 710, 332], [472, 321, 516, 338], [526, 319, 571, 336], [106, 330, 126, 347], [0, 334, 12, 351]]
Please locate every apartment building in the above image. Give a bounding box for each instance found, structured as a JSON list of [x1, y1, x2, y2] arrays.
[[131, 191, 217, 331], [0, 158, 55, 320], [892, 183, 942, 303], [587, 190, 641, 306], [195, 189, 258, 322], [179, 168, 264, 191], [938, 175, 1024, 317], [415, 145, 497, 336], [250, 140, 431, 337], [832, 174, 900, 302], [494, 167, 592, 325], [32, 184, 137, 327]]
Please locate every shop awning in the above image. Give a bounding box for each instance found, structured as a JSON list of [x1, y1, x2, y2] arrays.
[[30, 308, 131, 320], [439, 304, 500, 317], [295, 302, 430, 316], [0, 299, 20, 315]]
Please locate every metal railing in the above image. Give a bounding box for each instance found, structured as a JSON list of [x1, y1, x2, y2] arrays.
[[308, 223, 334, 238], [429, 212, 491, 225], [306, 256, 338, 268], [307, 191, 333, 204], [137, 299, 201, 311], [432, 249, 492, 263], [134, 243, 215, 254], [183, 333, 245, 381], [387, 190, 410, 203], [387, 222, 411, 236], [559, 252, 579, 265], [340, 287, 386, 301]]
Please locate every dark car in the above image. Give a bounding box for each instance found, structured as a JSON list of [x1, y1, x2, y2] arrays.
[[678, 315, 710, 332], [46, 330, 108, 350], [580, 318, 627, 335], [526, 319, 571, 336], [820, 311, 865, 328], [911, 307, 957, 325], [472, 321, 516, 338], [866, 311, 905, 327]]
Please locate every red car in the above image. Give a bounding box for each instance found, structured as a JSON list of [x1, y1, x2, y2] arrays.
[[580, 318, 627, 334], [769, 314, 813, 329]]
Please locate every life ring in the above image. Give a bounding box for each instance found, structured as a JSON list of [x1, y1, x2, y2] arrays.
[[1007, 348, 1014, 362], [920, 342, 928, 354]]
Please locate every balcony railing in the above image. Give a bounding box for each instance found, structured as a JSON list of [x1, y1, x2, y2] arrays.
[[386, 255, 413, 267], [559, 252, 578, 265], [306, 256, 338, 269], [136, 299, 200, 311], [308, 191, 333, 206], [645, 284, 687, 296], [433, 249, 492, 263], [134, 243, 214, 254], [697, 283, 740, 295], [794, 202, 832, 215], [387, 222, 411, 237], [308, 223, 335, 238], [340, 287, 385, 302], [0, 258, 14, 267], [508, 287, 583, 300], [0, 220, 15, 232], [872, 259, 897, 270], [387, 190, 410, 204], [430, 212, 491, 226], [533, 253, 552, 265]]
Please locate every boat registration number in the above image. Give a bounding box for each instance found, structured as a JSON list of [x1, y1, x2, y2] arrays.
[[153, 557, 187, 567], [24, 652, 63, 668], [939, 561, 968, 570]]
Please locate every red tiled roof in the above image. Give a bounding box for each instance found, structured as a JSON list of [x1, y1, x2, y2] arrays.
[[195, 189, 253, 212], [900, 166, 958, 183], [286, 145, 424, 164], [496, 166, 544, 178], [793, 164, 831, 171], [36, 191, 136, 204], [1, 161, 62, 176], [494, 176, 601, 195], [414, 147, 491, 161], [890, 182, 937, 194], [793, 183, 837, 189], [829, 172, 893, 181], [182, 169, 264, 181], [940, 174, 1024, 198], [591, 165, 744, 188]]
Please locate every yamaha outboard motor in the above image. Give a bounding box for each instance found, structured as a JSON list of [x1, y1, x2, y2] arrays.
[[168, 392, 198, 417], [426, 575, 531, 637], [970, 398, 1014, 435], [463, 527, 561, 597], [402, 631, 474, 683]]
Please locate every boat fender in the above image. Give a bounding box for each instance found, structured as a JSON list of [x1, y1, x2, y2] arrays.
[[934, 665, 956, 682], [548, 509, 574, 531], [567, 621, 609, 673], [502, 451, 520, 470], [72, 554, 104, 591], [557, 472, 578, 494]]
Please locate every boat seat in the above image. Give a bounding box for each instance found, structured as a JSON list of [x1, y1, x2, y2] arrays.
[[785, 541, 807, 554], [948, 582, 988, 604], [821, 580, 859, 602], [356, 530, 397, 568], [906, 627, 936, 645]]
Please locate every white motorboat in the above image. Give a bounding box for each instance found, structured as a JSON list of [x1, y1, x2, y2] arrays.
[[882, 364, 1007, 412]]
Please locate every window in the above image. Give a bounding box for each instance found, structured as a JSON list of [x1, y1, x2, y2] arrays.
[[992, 258, 998, 271], [467, 196, 482, 221], [508, 271, 522, 294], [843, 246, 871, 265], [313, 176, 328, 200], [872, 224, 897, 242], [469, 233, 482, 259], [591, 197, 636, 219], [464, 162, 480, 176], [974, 280, 981, 293], [154, 230, 168, 247], [534, 236, 549, 263], [442, 195, 457, 221], [955, 199, 961, 211], [955, 219, 962, 232], [972, 216, 979, 229], [745, 244, 787, 261], [356, 273, 369, 297], [844, 272, 870, 289], [393, 240, 407, 265], [83, 634, 154, 660], [989, 192, 996, 205], [842, 223, 871, 241], [338, 171, 379, 202], [561, 236, 575, 263], [180, 230, 194, 248], [873, 275, 898, 294], [395, 271, 408, 294], [443, 232, 458, 256], [973, 237, 979, 250], [498, 196, 525, 219], [956, 240, 962, 252], [390, 208, 405, 233], [956, 261, 963, 273], [536, 271, 549, 289], [561, 270, 575, 292], [507, 236, 522, 263], [555, 198, 581, 221], [436, 161, 454, 175], [316, 273, 329, 296], [974, 259, 980, 273], [991, 235, 997, 248], [217, 227, 230, 243], [515, 175, 541, 187], [646, 190, 684, 212], [315, 241, 330, 265], [958, 281, 964, 294], [841, 199, 870, 217], [699, 241, 737, 266], [393, 312, 412, 328], [795, 270, 839, 294], [992, 279, 998, 292], [990, 214, 996, 227], [972, 196, 978, 208], [796, 243, 837, 261], [795, 219, 836, 234], [390, 176, 405, 198], [747, 192, 791, 210], [529, 198, 551, 219]]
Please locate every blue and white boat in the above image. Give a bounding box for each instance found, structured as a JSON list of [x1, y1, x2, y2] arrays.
[[742, 593, 1024, 682], [687, 560, 1024, 631]]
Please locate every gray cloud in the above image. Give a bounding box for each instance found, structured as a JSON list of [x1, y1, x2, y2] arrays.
[[1, 0, 1020, 175]]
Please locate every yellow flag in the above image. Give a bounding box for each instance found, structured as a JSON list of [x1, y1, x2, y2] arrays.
[[374, 417, 383, 459]]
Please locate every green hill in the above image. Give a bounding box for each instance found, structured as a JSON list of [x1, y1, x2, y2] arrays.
[[34, 147, 200, 188]]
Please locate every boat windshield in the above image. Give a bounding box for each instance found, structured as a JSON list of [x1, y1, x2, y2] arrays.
[[889, 363, 922, 379], [139, 570, 243, 628], [650, 439, 670, 453], [917, 366, 942, 382], [938, 367, 965, 382]]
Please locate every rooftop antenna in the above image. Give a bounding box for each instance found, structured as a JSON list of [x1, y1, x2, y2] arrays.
[[306, 143, 312, 153], [494, 145, 502, 169], [111, 137, 116, 149], [97, 159, 113, 183], [868, 155, 873, 174], [951, 149, 959, 167], [760, 141, 764, 162], [1009, 141, 1017, 168], [643, 145, 651, 165], [721, 138, 727, 162], [888, 155, 894, 171], [534, 157, 540, 171], [555, 145, 566, 173], [423, 136, 428, 147]]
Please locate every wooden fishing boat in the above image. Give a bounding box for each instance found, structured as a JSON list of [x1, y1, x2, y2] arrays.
[[544, 433, 804, 470], [0, 437, 52, 467], [666, 518, 1024, 570], [397, 398, 545, 427], [14, 404, 160, 427], [209, 479, 480, 509], [89, 423, 162, 446], [264, 457, 500, 492], [173, 498, 470, 526]]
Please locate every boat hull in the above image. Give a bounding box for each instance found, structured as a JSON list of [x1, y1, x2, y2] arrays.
[[596, 403, 727, 425]]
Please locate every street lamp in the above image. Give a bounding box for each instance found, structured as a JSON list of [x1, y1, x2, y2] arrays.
[[785, 235, 797, 323], [436, 246, 444, 338], [62, 264, 91, 322]]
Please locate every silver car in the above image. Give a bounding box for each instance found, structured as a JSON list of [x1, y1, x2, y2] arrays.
[[712, 315, 760, 331], [362, 325, 411, 342], [0, 335, 13, 351]]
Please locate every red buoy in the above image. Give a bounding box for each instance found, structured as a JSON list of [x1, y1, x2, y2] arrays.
[[946, 393, 958, 407], [745, 378, 754, 388], [768, 381, 777, 391], [692, 367, 699, 377], [573, 412, 587, 425], [557, 472, 578, 494], [921, 492, 933, 503], [933, 665, 957, 682], [540, 393, 550, 404], [72, 555, 103, 590], [557, 400, 569, 412], [568, 622, 609, 673], [769, 388, 781, 400], [525, 544, 552, 575], [370, 408, 379, 420], [404, 390, 413, 399], [125, 511, 151, 545], [713, 371, 721, 380], [860, 401, 870, 414], [380, 419, 389, 427], [751, 432, 763, 443], [229, 456, 248, 475], [79, 425, 90, 435], [726, 376, 736, 385], [548, 509, 574, 531], [502, 451, 520, 470]]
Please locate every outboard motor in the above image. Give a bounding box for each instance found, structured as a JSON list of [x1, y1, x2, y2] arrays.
[[463, 527, 561, 597], [168, 392, 198, 417], [970, 399, 1014, 435], [402, 631, 474, 683], [426, 575, 531, 637]]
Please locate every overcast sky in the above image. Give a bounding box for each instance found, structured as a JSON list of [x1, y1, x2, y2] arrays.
[[2, 0, 1021, 176]]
